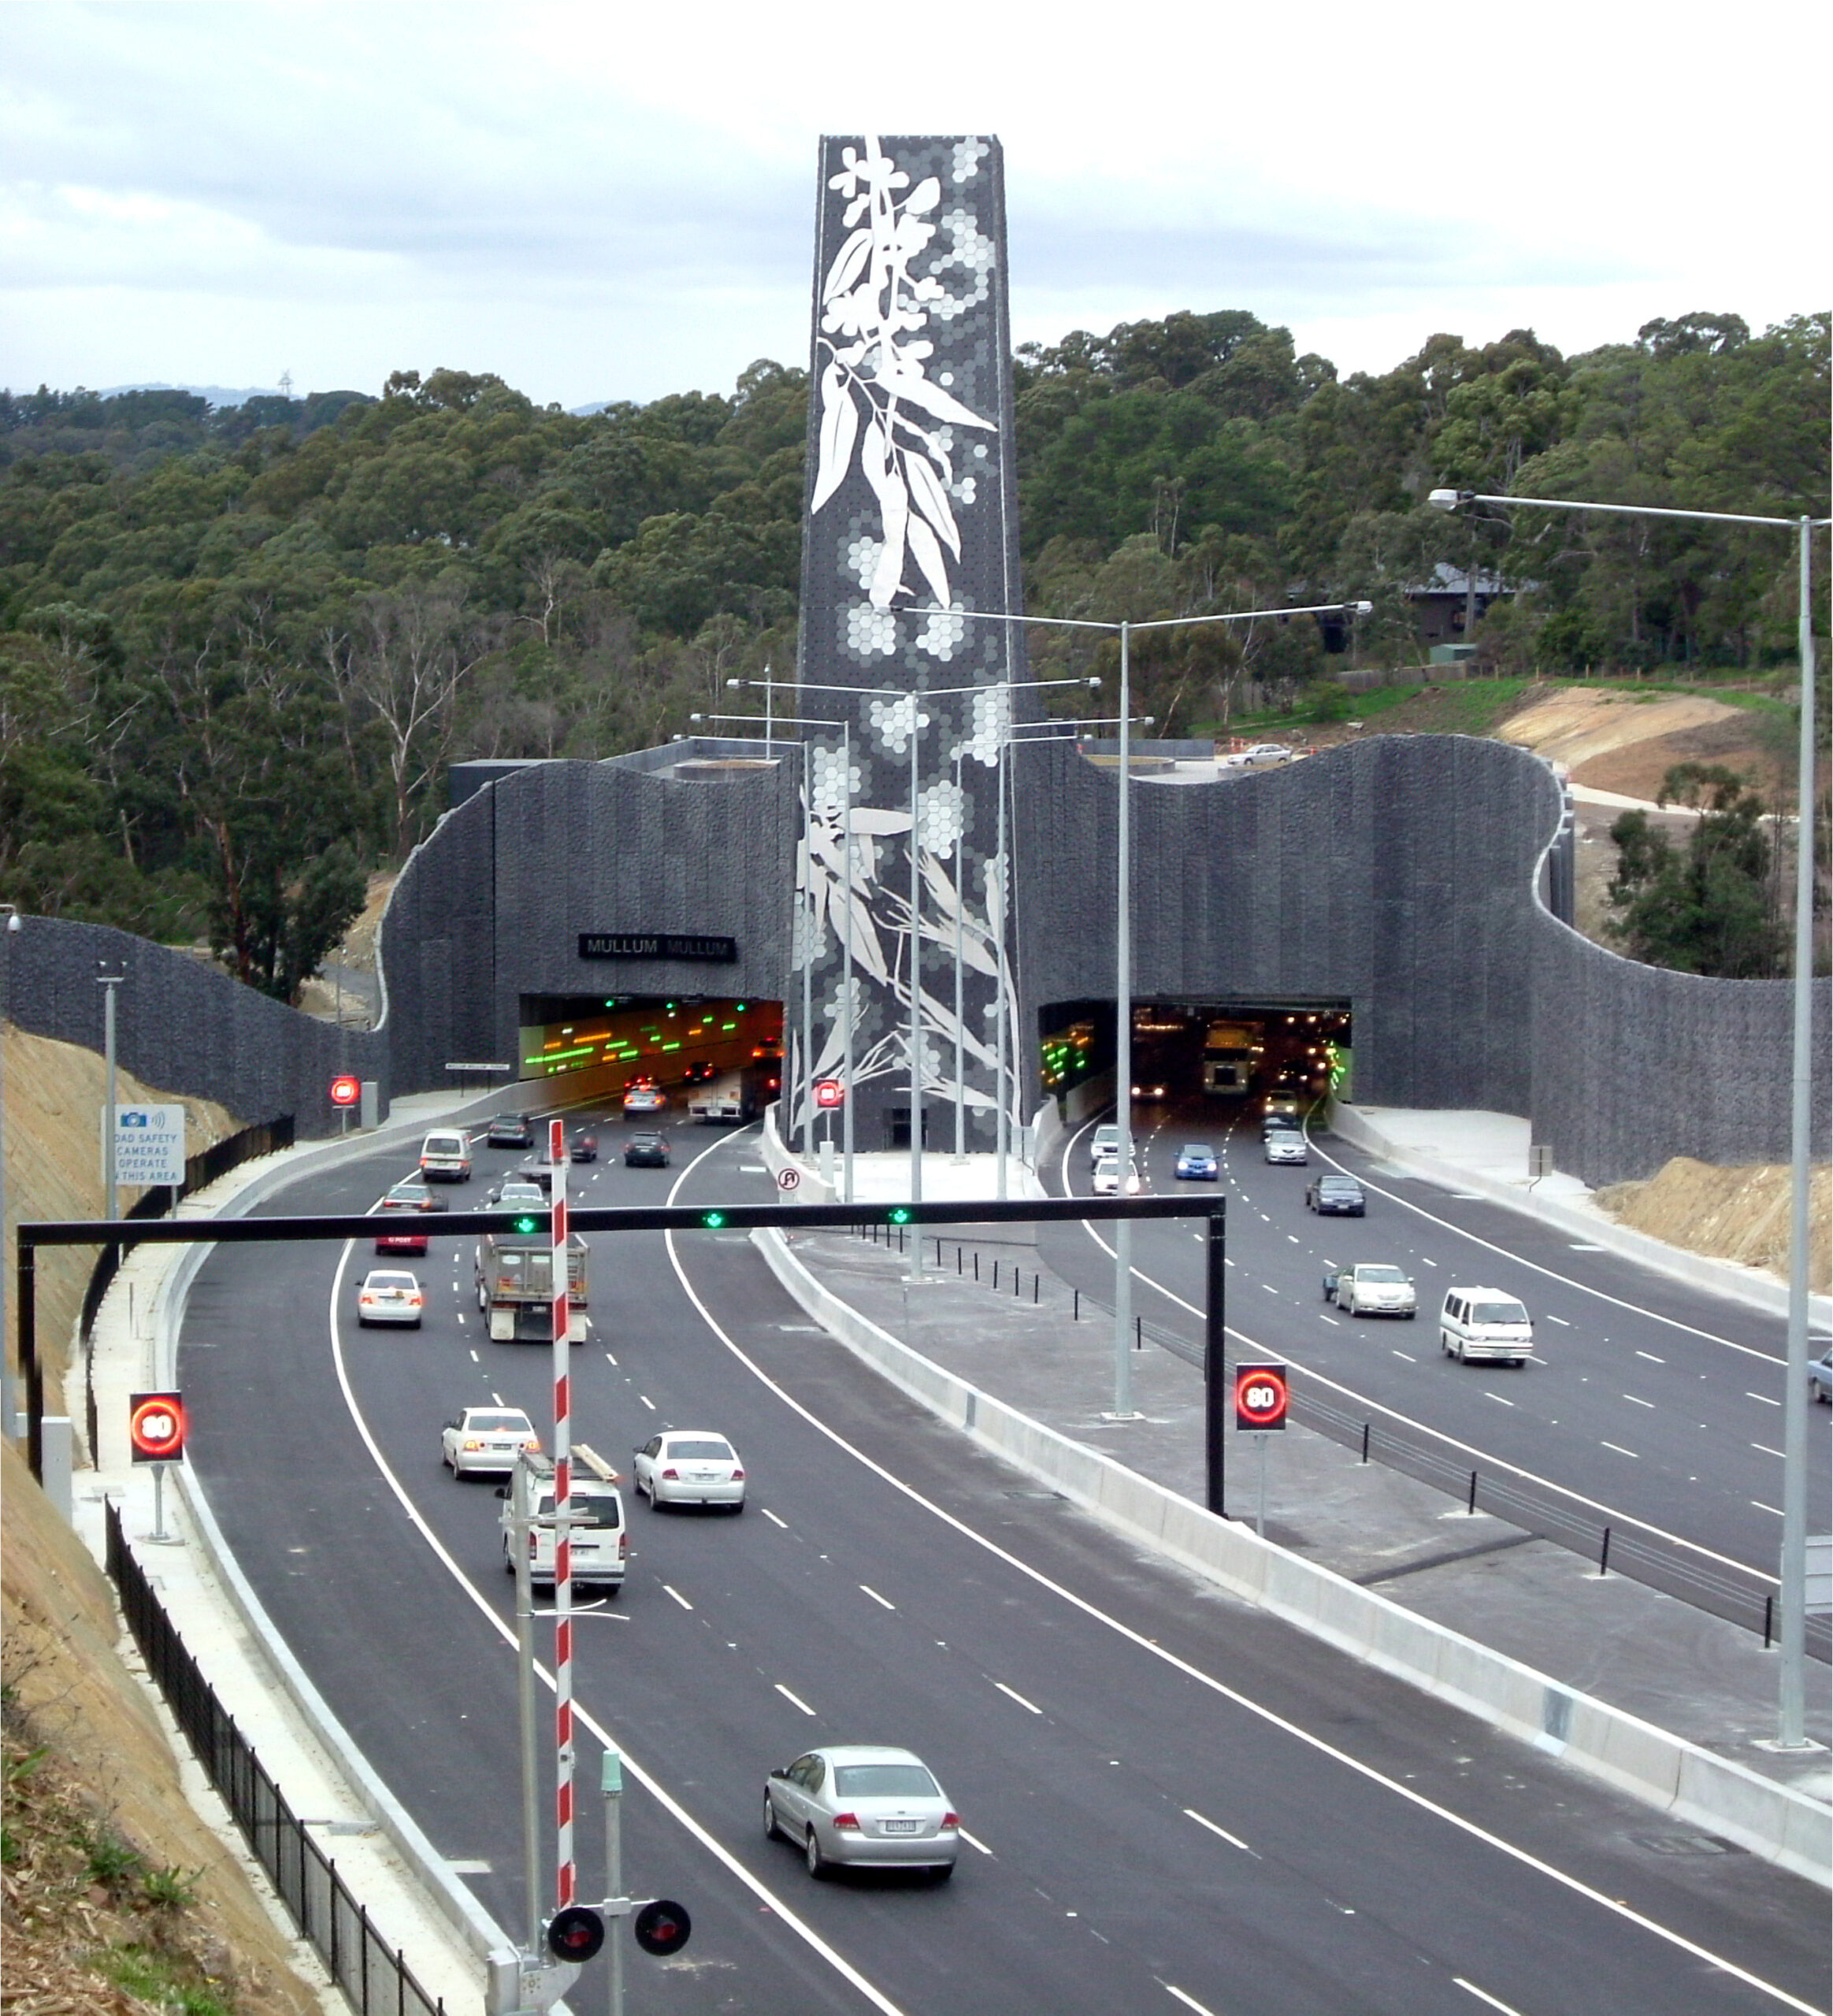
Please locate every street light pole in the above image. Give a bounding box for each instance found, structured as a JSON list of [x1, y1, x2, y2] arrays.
[[0, 906, 19, 1440], [952, 749, 967, 1164], [98, 966, 123, 1228], [1113, 621, 1137, 1418], [1430, 485, 1829, 1747]]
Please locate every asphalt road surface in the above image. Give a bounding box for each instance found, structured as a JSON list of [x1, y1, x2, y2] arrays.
[[179, 1108, 1830, 2016]]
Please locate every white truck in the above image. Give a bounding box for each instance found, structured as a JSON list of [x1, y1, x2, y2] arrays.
[[688, 1068, 761, 1124], [1323, 1262, 1417, 1318], [1201, 1021, 1262, 1095], [474, 1228, 588, 1343]]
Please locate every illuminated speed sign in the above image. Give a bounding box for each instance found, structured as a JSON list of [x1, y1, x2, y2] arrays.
[[129, 1391, 187, 1463], [1233, 1362, 1289, 1432]]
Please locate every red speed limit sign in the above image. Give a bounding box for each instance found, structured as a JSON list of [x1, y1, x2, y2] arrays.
[[328, 1075, 360, 1108], [813, 1078, 844, 1110], [1233, 1362, 1289, 1432], [129, 1391, 187, 1463]]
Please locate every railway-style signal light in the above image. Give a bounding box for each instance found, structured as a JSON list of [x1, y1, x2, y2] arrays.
[[545, 1906, 605, 1962], [632, 1899, 692, 1957]]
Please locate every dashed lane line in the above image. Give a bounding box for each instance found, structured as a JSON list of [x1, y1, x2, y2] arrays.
[[1185, 1808, 1260, 1858], [859, 1584, 896, 1610], [1601, 1441, 1641, 1458], [774, 1683, 818, 1715], [995, 1681, 1043, 1714], [662, 1584, 694, 1611]]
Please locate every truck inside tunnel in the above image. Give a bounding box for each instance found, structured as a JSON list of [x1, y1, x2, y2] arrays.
[[1039, 1000, 1352, 1110]]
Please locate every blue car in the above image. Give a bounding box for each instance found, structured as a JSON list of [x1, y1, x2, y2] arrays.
[[1175, 1143, 1219, 1180]]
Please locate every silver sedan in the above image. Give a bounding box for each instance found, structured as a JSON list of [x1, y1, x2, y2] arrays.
[[764, 1745, 959, 1880], [632, 1430, 746, 1511]]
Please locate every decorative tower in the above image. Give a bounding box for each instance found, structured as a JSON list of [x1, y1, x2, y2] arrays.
[[792, 135, 1035, 1167]]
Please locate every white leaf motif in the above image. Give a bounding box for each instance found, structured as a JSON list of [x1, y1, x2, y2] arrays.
[[904, 454, 961, 558], [878, 369, 996, 432], [907, 176, 941, 213], [811, 364, 860, 516], [906, 513, 953, 606], [822, 227, 874, 306]]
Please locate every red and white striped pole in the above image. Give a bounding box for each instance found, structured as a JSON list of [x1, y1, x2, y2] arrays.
[[548, 1117, 576, 1908]]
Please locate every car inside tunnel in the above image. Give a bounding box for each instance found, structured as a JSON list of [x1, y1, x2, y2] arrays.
[[1039, 1000, 1352, 1114], [516, 994, 784, 1109]]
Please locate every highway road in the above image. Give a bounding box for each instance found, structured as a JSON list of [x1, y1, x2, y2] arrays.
[[1046, 1098, 1831, 1628], [177, 1106, 1830, 2016]]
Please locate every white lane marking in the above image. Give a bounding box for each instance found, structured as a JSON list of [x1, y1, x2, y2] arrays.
[[1455, 1982, 1527, 2015], [956, 1827, 993, 1855], [995, 1681, 1042, 1714], [662, 1584, 693, 1611], [1419, 1254, 1438, 1266], [1161, 1985, 1221, 2016], [604, 1351, 618, 1366], [1623, 1395, 1655, 1409], [762, 1508, 788, 1529], [1392, 1350, 1416, 1362], [1753, 1501, 1784, 1517], [469, 1349, 479, 1363], [1185, 1808, 1260, 1858], [1746, 1392, 1781, 1406], [662, 1210, 1816, 2012], [1545, 1314, 1572, 1327], [1751, 1443, 1784, 1460], [1319, 1314, 1341, 1327], [1073, 1221, 1772, 1588], [1297, 1138, 1783, 1363], [1449, 1194, 1484, 1201], [1635, 1350, 1664, 1363], [1261, 1283, 1280, 1297], [1486, 1393, 1516, 1408], [1286, 1234, 1301, 1244], [1601, 1441, 1640, 1458], [859, 1584, 896, 1610], [1568, 1243, 1605, 1251], [638, 1394, 656, 1410], [775, 1684, 818, 1715], [320, 1240, 911, 2016]]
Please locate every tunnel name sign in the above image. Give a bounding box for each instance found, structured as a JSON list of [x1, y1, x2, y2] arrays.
[[577, 932, 737, 963]]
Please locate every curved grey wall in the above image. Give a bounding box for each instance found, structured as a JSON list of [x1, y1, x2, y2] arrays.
[[1011, 732, 1827, 1186], [382, 753, 800, 1095], [0, 917, 387, 1136]]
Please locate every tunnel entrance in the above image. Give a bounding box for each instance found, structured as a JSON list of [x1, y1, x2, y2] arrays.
[[1037, 999, 1353, 1110], [517, 995, 784, 1103]]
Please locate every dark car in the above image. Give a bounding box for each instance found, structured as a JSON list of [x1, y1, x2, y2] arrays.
[[1306, 1175, 1366, 1217], [375, 1177, 447, 1253], [487, 1113, 535, 1150], [570, 1132, 599, 1163], [625, 1131, 671, 1168]]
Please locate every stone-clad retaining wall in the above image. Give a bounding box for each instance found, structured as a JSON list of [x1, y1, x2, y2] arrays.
[[0, 917, 386, 1138]]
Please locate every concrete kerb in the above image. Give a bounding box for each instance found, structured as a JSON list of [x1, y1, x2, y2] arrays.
[[753, 1225, 1831, 1887], [1327, 1102, 1833, 1332]]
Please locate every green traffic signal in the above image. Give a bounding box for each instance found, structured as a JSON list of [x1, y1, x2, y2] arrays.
[[888, 1207, 912, 1225], [700, 1210, 727, 1229], [512, 1214, 540, 1235]]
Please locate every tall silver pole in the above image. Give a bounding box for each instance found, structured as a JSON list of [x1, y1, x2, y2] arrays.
[[1112, 624, 1137, 1419], [841, 724, 856, 1205], [952, 751, 967, 1162], [907, 702, 926, 1258], [801, 743, 815, 1157], [100, 970, 121, 1225], [1777, 515, 1818, 1748], [995, 739, 1010, 1201], [603, 1748, 625, 2016]]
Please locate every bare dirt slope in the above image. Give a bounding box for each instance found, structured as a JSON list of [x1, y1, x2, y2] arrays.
[[1497, 687, 1787, 802], [1596, 1158, 1831, 1292], [3, 1026, 239, 1401]]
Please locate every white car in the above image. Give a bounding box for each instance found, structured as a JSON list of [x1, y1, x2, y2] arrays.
[[1092, 1158, 1141, 1196], [441, 1406, 540, 1476], [1222, 742, 1293, 770], [354, 1269, 425, 1327], [632, 1430, 747, 1511], [1089, 1124, 1121, 1167], [623, 1079, 667, 1114]]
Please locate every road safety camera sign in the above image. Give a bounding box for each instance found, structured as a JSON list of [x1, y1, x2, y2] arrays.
[[111, 1105, 187, 1188]]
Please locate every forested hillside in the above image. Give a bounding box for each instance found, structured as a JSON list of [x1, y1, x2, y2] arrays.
[[1, 309, 1824, 995]]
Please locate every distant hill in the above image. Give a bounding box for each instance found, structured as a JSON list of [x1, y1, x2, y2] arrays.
[[94, 381, 286, 410]]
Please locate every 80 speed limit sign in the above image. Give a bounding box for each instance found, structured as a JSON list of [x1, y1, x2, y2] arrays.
[[1232, 1362, 1289, 1432]]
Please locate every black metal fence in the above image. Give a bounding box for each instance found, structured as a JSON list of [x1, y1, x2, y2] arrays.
[[106, 1500, 448, 2016], [864, 1225, 1825, 1661]]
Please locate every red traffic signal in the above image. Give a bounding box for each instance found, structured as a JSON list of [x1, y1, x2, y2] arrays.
[[632, 1899, 692, 1957], [128, 1392, 187, 1462], [1233, 1362, 1289, 1432], [545, 1906, 604, 1962]]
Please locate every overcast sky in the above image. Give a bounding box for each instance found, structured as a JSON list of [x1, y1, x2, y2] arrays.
[[3, 0, 1826, 411]]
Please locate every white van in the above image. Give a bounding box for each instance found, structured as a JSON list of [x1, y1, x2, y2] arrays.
[[500, 1451, 627, 1589], [419, 1128, 472, 1183], [1439, 1288, 1534, 1366]]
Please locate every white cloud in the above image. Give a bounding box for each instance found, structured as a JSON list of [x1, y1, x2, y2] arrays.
[[0, 0, 1824, 405]]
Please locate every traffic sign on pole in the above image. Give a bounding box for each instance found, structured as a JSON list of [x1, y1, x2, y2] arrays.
[[1233, 1362, 1289, 1432], [328, 1075, 360, 1109], [128, 1391, 187, 1462], [813, 1078, 844, 1110], [775, 1166, 800, 1191]]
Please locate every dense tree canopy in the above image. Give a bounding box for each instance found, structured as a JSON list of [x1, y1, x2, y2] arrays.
[[1, 307, 1824, 988]]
